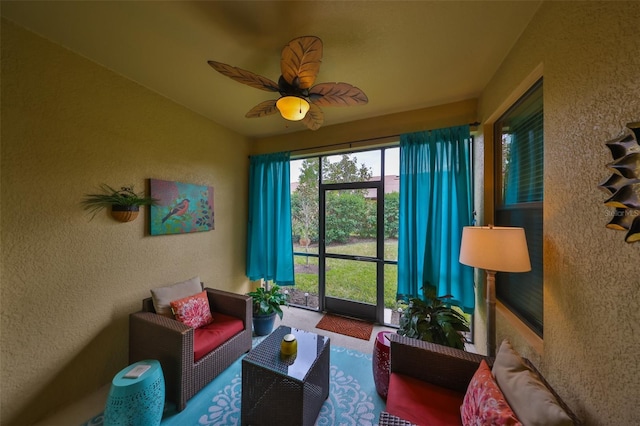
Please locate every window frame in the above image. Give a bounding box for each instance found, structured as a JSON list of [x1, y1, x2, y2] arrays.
[[289, 146, 402, 326], [493, 78, 544, 337]]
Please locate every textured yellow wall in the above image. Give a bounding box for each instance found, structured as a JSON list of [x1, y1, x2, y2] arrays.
[[3, 2, 640, 424], [477, 2, 640, 424], [1, 20, 251, 425]]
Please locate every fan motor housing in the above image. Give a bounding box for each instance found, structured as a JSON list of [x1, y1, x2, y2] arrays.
[[278, 75, 310, 100]]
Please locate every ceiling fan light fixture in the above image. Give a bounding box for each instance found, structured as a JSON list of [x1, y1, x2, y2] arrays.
[[276, 96, 310, 121], [209, 36, 367, 130]]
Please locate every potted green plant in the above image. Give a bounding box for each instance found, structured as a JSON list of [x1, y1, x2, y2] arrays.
[[81, 184, 157, 222], [397, 284, 470, 350], [247, 283, 289, 336]]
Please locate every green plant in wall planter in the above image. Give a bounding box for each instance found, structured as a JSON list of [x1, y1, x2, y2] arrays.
[[81, 184, 158, 222], [397, 284, 470, 350], [247, 283, 289, 336]]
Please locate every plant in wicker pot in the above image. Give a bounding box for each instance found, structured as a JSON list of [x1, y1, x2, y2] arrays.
[[81, 184, 158, 222], [397, 284, 470, 350], [247, 283, 289, 336]]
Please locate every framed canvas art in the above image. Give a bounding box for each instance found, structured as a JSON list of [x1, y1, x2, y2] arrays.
[[149, 179, 214, 236]]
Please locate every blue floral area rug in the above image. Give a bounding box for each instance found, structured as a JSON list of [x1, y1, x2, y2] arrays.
[[82, 339, 385, 426]]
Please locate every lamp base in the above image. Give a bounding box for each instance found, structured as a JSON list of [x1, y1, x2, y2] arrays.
[[486, 270, 497, 357]]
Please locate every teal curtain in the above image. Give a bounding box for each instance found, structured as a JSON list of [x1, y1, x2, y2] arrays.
[[397, 125, 474, 313], [246, 152, 295, 285]]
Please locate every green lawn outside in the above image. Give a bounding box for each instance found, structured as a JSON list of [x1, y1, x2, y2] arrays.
[[292, 239, 400, 308]]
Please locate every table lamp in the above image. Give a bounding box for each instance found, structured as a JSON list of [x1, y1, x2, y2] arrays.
[[459, 225, 531, 356]]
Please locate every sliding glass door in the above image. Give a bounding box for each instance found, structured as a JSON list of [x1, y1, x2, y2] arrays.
[[321, 185, 382, 322], [290, 148, 401, 326]]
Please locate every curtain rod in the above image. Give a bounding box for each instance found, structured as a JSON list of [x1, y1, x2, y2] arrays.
[[290, 134, 396, 155], [249, 121, 480, 157], [288, 121, 480, 155]]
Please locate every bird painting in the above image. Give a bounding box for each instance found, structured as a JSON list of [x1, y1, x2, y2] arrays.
[[149, 179, 214, 236], [162, 199, 190, 223]]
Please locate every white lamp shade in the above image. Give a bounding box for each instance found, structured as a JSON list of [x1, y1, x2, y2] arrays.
[[276, 96, 310, 121], [459, 226, 531, 272]]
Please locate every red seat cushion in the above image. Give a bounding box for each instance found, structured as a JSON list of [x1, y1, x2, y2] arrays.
[[193, 312, 244, 362], [386, 373, 465, 426]]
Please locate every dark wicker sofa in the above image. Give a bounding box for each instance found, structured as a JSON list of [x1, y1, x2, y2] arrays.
[[129, 287, 252, 411], [379, 334, 581, 425]]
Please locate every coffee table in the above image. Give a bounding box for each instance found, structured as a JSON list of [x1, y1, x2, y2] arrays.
[[241, 325, 330, 426]]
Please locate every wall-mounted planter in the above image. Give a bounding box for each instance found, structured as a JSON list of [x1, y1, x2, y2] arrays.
[[81, 183, 157, 223], [599, 122, 640, 243], [111, 205, 140, 223]]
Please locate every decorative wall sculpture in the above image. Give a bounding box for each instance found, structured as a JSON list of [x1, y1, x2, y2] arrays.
[[599, 122, 640, 243]]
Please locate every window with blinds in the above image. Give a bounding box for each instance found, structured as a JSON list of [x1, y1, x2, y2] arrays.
[[494, 78, 544, 337]]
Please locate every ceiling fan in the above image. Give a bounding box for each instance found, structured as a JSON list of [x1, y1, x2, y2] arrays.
[[207, 36, 368, 131]]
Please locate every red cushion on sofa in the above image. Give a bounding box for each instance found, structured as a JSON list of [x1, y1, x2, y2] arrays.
[[170, 290, 213, 329], [461, 360, 521, 426], [386, 372, 465, 425], [193, 312, 244, 362]]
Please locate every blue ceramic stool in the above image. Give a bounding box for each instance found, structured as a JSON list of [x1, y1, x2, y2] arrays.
[[104, 359, 165, 426]]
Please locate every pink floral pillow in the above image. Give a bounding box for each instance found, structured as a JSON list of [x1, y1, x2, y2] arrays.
[[170, 290, 213, 329], [461, 360, 522, 426]]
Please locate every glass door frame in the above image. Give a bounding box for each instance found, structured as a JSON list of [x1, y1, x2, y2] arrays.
[[318, 180, 385, 323]]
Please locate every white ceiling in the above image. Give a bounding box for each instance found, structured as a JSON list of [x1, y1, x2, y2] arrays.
[[2, 1, 542, 138]]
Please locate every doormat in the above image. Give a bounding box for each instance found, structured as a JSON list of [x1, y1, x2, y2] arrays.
[[315, 314, 374, 341]]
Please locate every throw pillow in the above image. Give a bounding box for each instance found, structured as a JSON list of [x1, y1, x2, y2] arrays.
[[492, 340, 573, 426], [461, 360, 522, 426], [150, 276, 203, 318], [170, 290, 213, 329]]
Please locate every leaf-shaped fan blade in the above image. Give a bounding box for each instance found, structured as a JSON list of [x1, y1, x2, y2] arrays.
[[309, 83, 369, 107], [207, 60, 279, 92], [245, 100, 279, 118], [302, 103, 324, 131], [281, 36, 323, 90]]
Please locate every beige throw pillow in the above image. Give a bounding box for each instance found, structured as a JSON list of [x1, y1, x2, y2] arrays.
[[492, 340, 573, 426], [150, 276, 203, 318]]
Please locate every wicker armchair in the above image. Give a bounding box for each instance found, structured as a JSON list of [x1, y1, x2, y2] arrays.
[[379, 334, 581, 426], [129, 287, 252, 411]]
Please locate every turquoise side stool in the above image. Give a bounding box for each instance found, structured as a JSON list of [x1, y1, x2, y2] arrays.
[[104, 359, 165, 426]]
